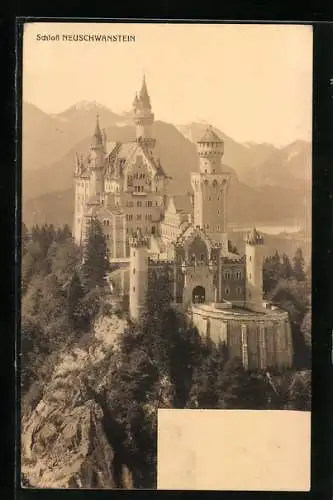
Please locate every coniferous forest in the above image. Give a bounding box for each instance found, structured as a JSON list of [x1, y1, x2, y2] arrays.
[[21, 222, 311, 489]]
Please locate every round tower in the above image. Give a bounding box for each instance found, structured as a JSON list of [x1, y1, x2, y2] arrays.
[[191, 126, 230, 251], [197, 125, 224, 174], [129, 230, 150, 322], [89, 113, 105, 197], [245, 228, 265, 312], [132, 75, 156, 150]]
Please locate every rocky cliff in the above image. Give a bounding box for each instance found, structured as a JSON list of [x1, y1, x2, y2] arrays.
[[21, 315, 133, 489]]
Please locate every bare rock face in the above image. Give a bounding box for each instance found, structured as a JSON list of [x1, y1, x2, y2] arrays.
[[21, 344, 133, 489]]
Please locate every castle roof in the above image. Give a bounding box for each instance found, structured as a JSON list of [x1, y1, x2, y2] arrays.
[[246, 228, 264, 245], [198, 126, 223, 144], [175, 224, 221, 249], [92, 113, 103, 148], [138, 74, 151, 109]]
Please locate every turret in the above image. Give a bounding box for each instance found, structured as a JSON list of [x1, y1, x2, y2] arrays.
[[197, 125, 224, 174], [129, 230, 150, 321], [245, 228, 265, 312], [132, 75, 156, 149]]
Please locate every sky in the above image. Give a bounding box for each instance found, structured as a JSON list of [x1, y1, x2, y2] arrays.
[[23, 22, 313, 147]]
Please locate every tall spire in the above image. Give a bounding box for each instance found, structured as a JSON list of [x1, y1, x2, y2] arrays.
[[139, 73, 151, 108], [92, 112, 103, 148]]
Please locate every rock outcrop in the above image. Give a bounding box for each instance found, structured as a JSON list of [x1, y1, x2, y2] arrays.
[[21, 315, 133, 489]]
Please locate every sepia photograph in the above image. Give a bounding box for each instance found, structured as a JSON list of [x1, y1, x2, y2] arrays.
[[21, 22, 312, 490]]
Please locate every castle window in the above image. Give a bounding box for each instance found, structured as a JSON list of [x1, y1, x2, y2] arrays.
[[217, 209, 220, 215], [137, 214, 142, 221], [225, 286, 230, 296], [224, 271, 231, 280], [133, 287, 135, 292], [137, 201, 142, 207], [217, 225, 220, 231], [249, 256, 252, 262]]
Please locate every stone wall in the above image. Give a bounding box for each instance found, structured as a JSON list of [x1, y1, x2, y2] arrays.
[[191, 304, 293, 371]]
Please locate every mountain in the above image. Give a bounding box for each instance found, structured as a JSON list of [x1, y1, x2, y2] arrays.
[[22, 101, 123, 173], [22, 102, 311, 231], [176, 122, 279, 184], [241, 140, 312, 189], [176, 122, 311, 190]]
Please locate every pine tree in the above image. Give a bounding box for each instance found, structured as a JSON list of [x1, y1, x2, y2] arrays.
[[281, 253, 293, 279], [293, 247, 305, 281], [81, 218, 109, 292], [67, 270, 85, 330], [263, 250, 281, 293]]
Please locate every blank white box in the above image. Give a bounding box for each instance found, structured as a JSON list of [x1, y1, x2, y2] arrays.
[[157, 409, 311, 491]]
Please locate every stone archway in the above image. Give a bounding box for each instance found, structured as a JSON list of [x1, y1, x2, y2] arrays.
[[192, 285, 206, 304]]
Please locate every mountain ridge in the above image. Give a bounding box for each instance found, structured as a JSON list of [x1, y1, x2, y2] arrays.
[[22, 101, 311, 231]]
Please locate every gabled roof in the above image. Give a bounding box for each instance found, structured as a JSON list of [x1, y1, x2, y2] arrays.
[[175, 224, 220, 249]]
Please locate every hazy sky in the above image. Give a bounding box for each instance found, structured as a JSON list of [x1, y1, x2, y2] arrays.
[[23, 22, 313, 146]]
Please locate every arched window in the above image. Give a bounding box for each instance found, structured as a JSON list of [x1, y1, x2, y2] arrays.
[[225, 286, 230, 296]]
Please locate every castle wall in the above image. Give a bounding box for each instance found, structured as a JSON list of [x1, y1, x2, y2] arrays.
[[220, 262, 246, 304], [191, 304, 293, 371], [74, 178, 90, 245]]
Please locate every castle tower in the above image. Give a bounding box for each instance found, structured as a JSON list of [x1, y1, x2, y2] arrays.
[[245, 228, 265, 312], [129, 230, 149, 321], [73, 153, 90, 246], [191, 126, 231, 251], [89, 113, 105, 197], [132, 75, 156, 150]]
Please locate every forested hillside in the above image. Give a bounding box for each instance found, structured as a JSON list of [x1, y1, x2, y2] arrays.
[[21, 223, 311, 489]]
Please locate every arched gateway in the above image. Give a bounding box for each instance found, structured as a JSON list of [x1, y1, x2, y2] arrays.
[[192, 285, 206, 304]]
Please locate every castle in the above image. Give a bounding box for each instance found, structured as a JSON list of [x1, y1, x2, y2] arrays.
[[74, 76, 293, 371]]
